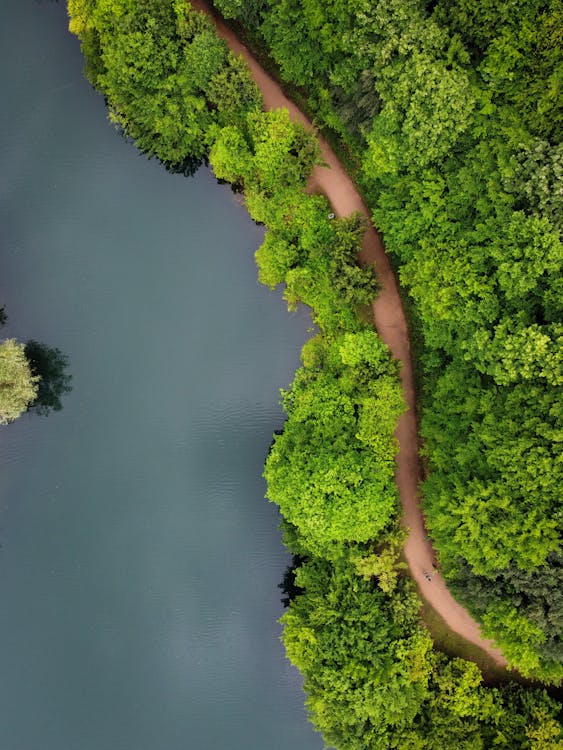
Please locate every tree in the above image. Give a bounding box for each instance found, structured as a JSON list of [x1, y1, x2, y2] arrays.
[[67, 0, 263, 172], [280, 553, 563, 749], [207, 53, 262, 129], [265, 332, 403, 555], [212, 0, 266, 28], [281, 558, 434, 749], [0, 339, 39, 425], [248, 109, 320, 194], [452, 554, 563, 676], [208, 123, 253, 186]]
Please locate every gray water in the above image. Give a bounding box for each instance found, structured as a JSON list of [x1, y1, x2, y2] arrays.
[[0, 3, 323, 749]]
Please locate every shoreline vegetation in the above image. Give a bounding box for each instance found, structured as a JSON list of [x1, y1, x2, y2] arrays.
[[190, 0, 508, 667], [211, 0, 562, 686], [66, 1, 562, 747]]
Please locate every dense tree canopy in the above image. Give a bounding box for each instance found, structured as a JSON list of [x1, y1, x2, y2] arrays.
[[210, 109, 377, 334], [282, 555, 563, 749], [214, 0, 563, 681], [68, 1, 563, 744], [265, 332, 404, 555], [68, 0, 262, 170]]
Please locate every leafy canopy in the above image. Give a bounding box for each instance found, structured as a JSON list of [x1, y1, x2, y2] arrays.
[[0, 339, 39, 425]]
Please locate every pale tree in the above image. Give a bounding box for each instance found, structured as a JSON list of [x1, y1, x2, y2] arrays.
[[0, 339, 39, 425]]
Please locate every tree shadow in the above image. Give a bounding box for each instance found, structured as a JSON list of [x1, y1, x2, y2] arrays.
[[163, 153, 205, 178], [24, 340, 72, 416], [278, 555, 306, 608]]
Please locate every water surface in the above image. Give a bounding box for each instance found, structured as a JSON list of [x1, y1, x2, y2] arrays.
[[0, 3, 322, 748]]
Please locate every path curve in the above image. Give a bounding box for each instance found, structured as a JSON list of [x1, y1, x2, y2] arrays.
[[189, 0, 507, 666]]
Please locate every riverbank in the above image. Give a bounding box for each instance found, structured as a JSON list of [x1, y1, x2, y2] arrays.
[[188, 0, 506, 667], [0, 2, 328, 747]]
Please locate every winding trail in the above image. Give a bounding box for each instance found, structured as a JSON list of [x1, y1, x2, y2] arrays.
[[190, 0, 507, 666]]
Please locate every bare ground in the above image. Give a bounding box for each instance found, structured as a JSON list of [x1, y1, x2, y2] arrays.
[[190, 0, 507, 666]]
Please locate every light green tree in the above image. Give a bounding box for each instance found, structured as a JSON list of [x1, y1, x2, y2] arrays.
[[0, 339, 39, 425]]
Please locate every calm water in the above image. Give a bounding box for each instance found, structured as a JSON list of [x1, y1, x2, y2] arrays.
[[0, 3, 322, 749]]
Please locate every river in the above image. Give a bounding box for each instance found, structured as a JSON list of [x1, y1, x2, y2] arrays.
[[0, 2, 323, 748]]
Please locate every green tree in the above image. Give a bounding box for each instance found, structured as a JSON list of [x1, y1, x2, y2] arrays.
[[206, 53, 262, 128], [281, 558, 434, 749], [212, 0, 266, 27], [281, 554, 563, 749], [265, 332, 403, 554], [0, 339, 39, 425], [67, 0, 261, 172], [248, 109, 320, 194], [452, 554, 563, 676]]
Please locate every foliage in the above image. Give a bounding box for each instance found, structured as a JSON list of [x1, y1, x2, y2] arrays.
[[351, 527, 407, 593], [0, 339, 39, 425], [212, 0, 265, 28], [265, 332, 404, 555], [449, 555, 563, 683], [434, 0, 563, 139], [421, 365, 562, 576], [219, 0, 563, 679], [67, 0, 262, 170], [210, 108, 320, 197], [503, 140, 563, 233], [281, 555, 563, 749], [68, 0, 563, 742], [210, 110, 376, 333]]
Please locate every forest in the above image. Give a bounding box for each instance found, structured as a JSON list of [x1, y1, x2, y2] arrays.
[[65, 0, 562, 747], [211, 0, 563, 683]]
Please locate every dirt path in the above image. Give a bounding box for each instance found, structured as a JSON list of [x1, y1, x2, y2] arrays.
[[190, 0, 507, 666]]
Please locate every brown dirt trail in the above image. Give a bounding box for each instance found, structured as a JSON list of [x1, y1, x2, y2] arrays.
[[190, 0, 507, 666]]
